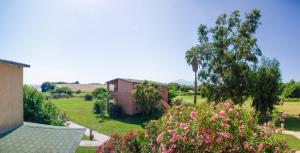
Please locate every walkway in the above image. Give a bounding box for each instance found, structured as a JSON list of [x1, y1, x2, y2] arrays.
[[284, 130, 300, 153], [67, 121, 110, 147]]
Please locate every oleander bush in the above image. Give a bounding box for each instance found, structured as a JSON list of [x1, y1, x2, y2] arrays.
[[97, 102, 289, 153], [84, 93, 93, 101]]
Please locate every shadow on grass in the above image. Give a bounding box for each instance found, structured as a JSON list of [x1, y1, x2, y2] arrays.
[[285, 116, 300, 131], [94, 113, 151, 126]]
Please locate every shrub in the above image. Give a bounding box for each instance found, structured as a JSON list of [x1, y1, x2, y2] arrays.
[[282, 83, 300, 98], [94, 100, 106, 114], [170, 98, 183, 106], [98, 102, 289, 153], [50, 87, 73, 98], [92, 88, 109, 99], [85, 94, 93, 101], [76, 90, 82, 94], [23, 85, 63, 126], [108, 103, 123, 117]]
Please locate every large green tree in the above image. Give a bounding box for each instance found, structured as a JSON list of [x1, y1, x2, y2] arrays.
[[132, 81, 162, 117], [185, 46, 202, 105], [197, 9, 262, 105], [41, 82, 55, 92], [250, 58, 281, 121]]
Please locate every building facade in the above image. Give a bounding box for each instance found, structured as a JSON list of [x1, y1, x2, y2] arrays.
[[106, 78, 168, 115]]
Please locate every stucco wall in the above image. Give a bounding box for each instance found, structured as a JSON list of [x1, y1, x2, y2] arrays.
[[116, 80, 134, 115], [0, 64, 24, 132]]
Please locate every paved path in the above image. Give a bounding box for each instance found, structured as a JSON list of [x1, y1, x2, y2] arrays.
[[284, 130, 300, 153], [67, 121, 110, 147]]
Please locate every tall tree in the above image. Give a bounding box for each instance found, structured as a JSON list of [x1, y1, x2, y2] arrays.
[[197, 9, 262, 105], [185, 46, 201, 105], [250, 58, 281, 122], [41, 82, 55, 92]]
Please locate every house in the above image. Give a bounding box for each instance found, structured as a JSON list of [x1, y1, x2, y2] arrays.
[[106, 78, 168, 115], [0, 59, 84, 153]]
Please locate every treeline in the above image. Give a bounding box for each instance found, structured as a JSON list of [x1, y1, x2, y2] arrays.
[[280, 80, 300, 101], [41, 82, 74, 98]]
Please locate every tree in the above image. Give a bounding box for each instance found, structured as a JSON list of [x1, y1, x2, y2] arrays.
[[185, 46, 202, 105], [167, 83, 179, 104], [250, 58, 281, 122], [197, 9, 262, 105], [41, 82, 55, 92], [23, 85, 63, 126], [92, 88, 109, 100], [132, 81, 163, 116]]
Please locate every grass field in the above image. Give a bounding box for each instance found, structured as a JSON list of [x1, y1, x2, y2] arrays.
[[52, 98, 146, 135], [76, 147, 97, 153]]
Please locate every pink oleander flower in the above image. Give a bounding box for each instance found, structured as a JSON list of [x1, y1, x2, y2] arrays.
[[257, 144, 263, 152], [180, 123, 189, 132], [248, 117, 254, 123], [243, 141, 250, 150], [190, 111, 197, 119], [282, 112, 288, 119], [219, 110, 226, 116], [216, 137, 222, 144], [219, 132, 230, 139], [157, 133, 163, 142], [205, 136, 211, 144]]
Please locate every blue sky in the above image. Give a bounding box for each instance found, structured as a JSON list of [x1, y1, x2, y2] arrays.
[[1, 0, 299, 84]]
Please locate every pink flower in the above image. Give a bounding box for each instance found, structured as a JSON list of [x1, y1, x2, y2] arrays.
[[219, 110, 226, 116], [243, 141, 250, 150], [219, 132, 230, 139], [190, 111, 197, 119], [215, 137, 222, 144], [205, 136, 211, 144], [257, 144, 263, 152], [282, 112, 288, 119], [180, 123, 189, 133], [171, 144, 176, 149], [156, 133, 163, 142]]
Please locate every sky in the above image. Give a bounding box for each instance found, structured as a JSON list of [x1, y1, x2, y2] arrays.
[[0, 0, 299, 84]]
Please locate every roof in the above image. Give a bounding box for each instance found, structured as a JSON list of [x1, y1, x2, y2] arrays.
[[106, 78, 166, 85], [0, 122, 85, 153], [0, 59, 30, 67]]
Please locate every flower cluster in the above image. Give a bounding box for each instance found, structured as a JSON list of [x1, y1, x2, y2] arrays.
[[97, 102, 288, 153]]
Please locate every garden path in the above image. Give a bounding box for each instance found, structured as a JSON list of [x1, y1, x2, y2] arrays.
[[67, 121, 110, 147]]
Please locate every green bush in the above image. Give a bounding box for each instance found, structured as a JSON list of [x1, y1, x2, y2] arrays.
[[171, 98, 183, 106], [94, 100, 106, 114], [98, 103, 289, 153], [76, 90, 82, 94], [108, 103, 123, 117], [50, 87, 73, 98], [23, 85, 63, 126], [282, 83, 300, 98], [280, 98, 300, 102], [92, 88, 109, 99], [85, 94, 93, 101], [41, 82, 55, 92]]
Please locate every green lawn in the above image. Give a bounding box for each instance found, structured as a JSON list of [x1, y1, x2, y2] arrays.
[[175, 95, 206, 104], [76, 147, 97, 153], [52, 98, 146, 135], [277, 134, 300, 150]]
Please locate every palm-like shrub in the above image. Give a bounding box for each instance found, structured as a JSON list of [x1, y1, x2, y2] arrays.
[[97, 103, 288, 153]]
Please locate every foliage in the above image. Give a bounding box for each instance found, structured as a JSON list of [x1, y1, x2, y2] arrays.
[[92, 88, 109, 100], [132, 81, 163, 117], [197, 9, 262, 105], [85, 93, 93, 101], [98, 103, 289, 153], [94, 99, 106, 114], [76, 90, 82, 94], [282, 82, 300, 98], [23, 85, 63, 126], [167, 83, 179, 104], [250, 58, 281, 121], [170, 98, 183, 106], [41, 82, 55, 92], [50, 87, 73, 99], [108, 103, 123, 117], [185, 46, 202, 105]]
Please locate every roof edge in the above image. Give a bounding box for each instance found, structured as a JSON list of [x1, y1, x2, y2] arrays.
[[0, 59, 30, 67]]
